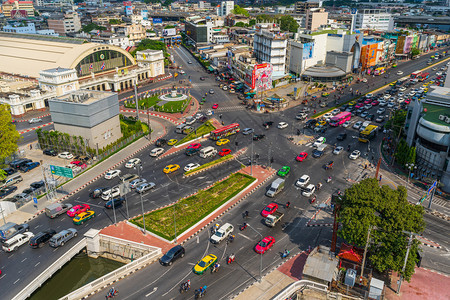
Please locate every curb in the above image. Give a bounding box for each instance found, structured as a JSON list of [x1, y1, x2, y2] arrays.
[[13, 113, 51, 123], [421, 268, 450, 278], [19, 122, 53, 134], [418, 235, 442, 249], [306, 197, 331, 227]]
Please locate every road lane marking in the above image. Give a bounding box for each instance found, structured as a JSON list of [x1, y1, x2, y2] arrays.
[[13, 279, 20, 284], [35, 262, 40, 267], [53, 247, 59, 252], [21, 258, 27, 263], [238, 233, 253, 241], [145, 287, 158, 297]]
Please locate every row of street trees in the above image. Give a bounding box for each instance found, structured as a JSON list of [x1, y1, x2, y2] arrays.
[[0, 104, 21, 181]]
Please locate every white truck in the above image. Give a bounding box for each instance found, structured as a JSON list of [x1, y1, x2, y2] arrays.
[[265, 211, 284, 227], [210, 223, 234, 244]]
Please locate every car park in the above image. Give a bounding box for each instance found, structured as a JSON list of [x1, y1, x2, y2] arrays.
[[376, 115, 385, 123], [73, 210, 95, 225], [0, 186, 17, 199], [43, 149, 58, 156], [277, 166, 290, 177], [353, 121, 363, 129], [184, 163, 200, 172], [333, 146, 344, 155], [399, 87, 406, 92], [104, 170, 121, 180], [349, 150, 361, 160], [30, 180, 45, 189], [218, 149, 231, 156], [364, 104, 372, 110], [379, 100, 387, 106], [20, 162, 40, 172], [295, 175, 310, 187], [67, 204, 90, 217], [193, 254, 218, 274], [125, 158, 141, 168], [255, 236, 275, 254], [387, 102, 395, 108], [361, 111, 368, 118], [160, 245, 185, 266], [331, 109, 340, 115], [365, 114, 375, 121], [356, 108, 364, 114], [163, 164, 180, 174], [277, 122, 288, 129], [296, 152, 308, 162], [58, 152, 73, 159], [136, 182, 156, 193], [371, 100, 379, 106], [150, 148, 165, 157]]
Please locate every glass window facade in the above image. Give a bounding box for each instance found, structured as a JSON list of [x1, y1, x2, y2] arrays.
[[75, 50, 133, 77]]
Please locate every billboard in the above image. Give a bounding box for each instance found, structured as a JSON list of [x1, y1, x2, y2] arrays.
[[302, 42, 314, 60], [252, 63, 273, 91], [162, 28, 176, 36], [125, 6, 133, 16], [403, 36, 413, 54], [141, 10, 148, 20], [153, 18, 163, 24]]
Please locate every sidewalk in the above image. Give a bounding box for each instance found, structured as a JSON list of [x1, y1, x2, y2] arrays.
[[5, 118, 167, 225]]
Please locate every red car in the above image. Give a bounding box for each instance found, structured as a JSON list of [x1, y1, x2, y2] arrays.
[[187, 143, 202, 149], [212, 104, 219, 109], [371, 100, 379, 106], [255, 236, 275, 254], [404, 99, 411, 104], [261, 203, 278, 218], [355, 103, 364, 109], [218, 149, 231, 156], [364, 99, 372, 104], [296, 152, 308, 162], [67, 204, 90, 217], [71, 160, 87, 169]]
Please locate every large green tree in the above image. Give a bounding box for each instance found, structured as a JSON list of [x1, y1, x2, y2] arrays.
[[0, 105, 21, 180], [255, 14, 298, 33], [232, 5, 250, 17], [338, 178, 425, 281]]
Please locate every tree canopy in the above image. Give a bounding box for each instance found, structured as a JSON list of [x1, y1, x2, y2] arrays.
[[232, 5, 250, 17], [256, 14, 299, 33], [338, 178, 425, 281], [108, 19, 123, 25], [0, 105, 21, 180], [81, 23, 106, 33]]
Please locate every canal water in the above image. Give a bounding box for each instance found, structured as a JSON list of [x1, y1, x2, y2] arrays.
[[30, 252, 124, 300]]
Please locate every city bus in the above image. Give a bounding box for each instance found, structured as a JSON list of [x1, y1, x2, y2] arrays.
[[210, 123, 240, 140], [410, 71, 422, 81], [359, 125, 378, 142], [418, 72, 430, 82], [374, 67, 385, 75], [329, 111, 351, 127]]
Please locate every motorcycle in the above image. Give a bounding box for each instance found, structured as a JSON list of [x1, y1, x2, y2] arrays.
[[311, 196, 317, 204], [326, 177, 332, 183], [211, 264, 220, 273], [227, 255, 235, 264], [227, 235, 235, 244], [240, 223, 248, 231], [106, 289, 118, 299], [281, 250, 290, 259], [195, 289, 207, 299]]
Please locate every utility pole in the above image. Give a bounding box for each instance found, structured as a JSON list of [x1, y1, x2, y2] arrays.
[[397, 232, 414, 294], [134, 78, 139, 120], [360, 225, 372, 285], [136, 163, 146, 235]]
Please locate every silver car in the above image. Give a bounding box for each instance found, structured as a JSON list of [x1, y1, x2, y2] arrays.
[[28, 118, 42, 124], [136, 182, 156, 194], [130, 178, 147, 189]]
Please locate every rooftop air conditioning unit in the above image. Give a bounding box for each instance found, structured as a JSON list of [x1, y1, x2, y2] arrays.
[[445, 116, 450, 124], [439, 115, 445, 121]]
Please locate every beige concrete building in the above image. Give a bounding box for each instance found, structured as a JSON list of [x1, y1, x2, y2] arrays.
[[48, 90, 122, 150], [295, 1, 319, 14], [110, 23, 146, 46], [306, 8, 328, 31], [47, 12, 81, 35]]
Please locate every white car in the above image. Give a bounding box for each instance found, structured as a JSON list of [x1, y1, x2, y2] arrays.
[[364, 104, 372, 110], [2, 232, 34, 252], [384, 94, 391, 100], [408, 91, 416, 97], [366, 93, 374, 98], [349, 150, 361, 160], [58, 152, 73, 159], [387, 102, 395, 108], [206, 109, 213, 116], [313, 137, 326, 147], [302, 184, 316, 197], [242, 128, 254, 135], [379, 100, 388, 106], [324, 113, 333, 119], [277, 122, 288, 129], [436, 71, 442, 76], [398, 92, 405, 97], [194, 113, 203, 120], [399, 87, 406, 92], [150, 148, 164, 157], [397, 71, 404, 75], [296, 113, 307, 120], [295, 175, 310, 187], [65, 164, 81, 173], [101, 186, 120, 201], [184, 163, 200, 172], [377, 108, 386, 114], [125, 158, 141, 168], [105, 169, 121, 180], [353, 121, 363, 129], [331, 109, 341, 115], [333, 146, 344, 155], [362, 78, 368, 83], [342, 121, 351, 128], [28, 118, 42, 124]]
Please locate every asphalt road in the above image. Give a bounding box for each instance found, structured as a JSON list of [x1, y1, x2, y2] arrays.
[[3, 47, 449, 299]]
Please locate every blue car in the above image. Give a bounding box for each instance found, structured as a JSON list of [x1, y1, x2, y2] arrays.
[[20, 162, 40, 172]]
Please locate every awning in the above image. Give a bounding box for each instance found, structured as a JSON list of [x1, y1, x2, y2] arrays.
[[303, 66, 346, 78], [207, 66, 214, 72]]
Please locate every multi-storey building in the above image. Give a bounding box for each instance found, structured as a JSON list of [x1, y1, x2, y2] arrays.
[[47, 12, 81, 35], [253, 28, 287, 77], [184, 19, 213, 47], [295, 1, 319, 14], [217, 1, 234, 16], [1, 0, 34, 17], [354, 9, 394, 31], [306, 8, 328, 31]]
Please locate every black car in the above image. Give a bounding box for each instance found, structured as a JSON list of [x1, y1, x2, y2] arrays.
[[337, 133, 347, 141], [365, 114, 375, 121], [253, 134, 265, 141], [305, 119, 318, 128], [0, 186, 17, 199], [22, 187, 36, 195], [198, 116, 208, 123], [29, 229, 56, 248], [262, 121, 274, 127], [185, 148, 200, 156], [30, 180, 45, 189], [160, 245, 185, 266], [155, 138, 167, 147], [10, 158, 32, 170], [43, 149, 58, 156], [105, 197, 125, 209], [2, 167, 16, 176], [90, 187, 109, 198], [312, 149, 325, 158], [74, 155, 91, 163]]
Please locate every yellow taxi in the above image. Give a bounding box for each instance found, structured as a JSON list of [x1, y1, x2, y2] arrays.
[[315, 120, 327, 126], [216, 138, 230, 146], [428, 80, 434, 85], [168, 139, 178, 146], [321, 92, 330, 97], [163, 164, 180, 174], [423, 88, 428, 93], [349, 101, 357, 106], [73, 210, 95, 225], [193, 254, 218, 274]]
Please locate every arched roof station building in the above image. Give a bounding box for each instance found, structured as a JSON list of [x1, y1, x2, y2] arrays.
[[0, 33, 165, 116]]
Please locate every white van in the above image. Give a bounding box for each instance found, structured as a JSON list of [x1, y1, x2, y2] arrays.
[[2, 232, 34, 252], [175, 124, 187, 134], [2, 173, 23, 187], [199, 146, 217, 158]]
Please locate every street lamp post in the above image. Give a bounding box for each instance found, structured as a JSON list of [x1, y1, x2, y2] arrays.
[[135, 163, 146, 235], [248, 224, 263, 282], [405, 163, 417, 184], [134, 78, 139, 120], [397, 231, 415, 294]]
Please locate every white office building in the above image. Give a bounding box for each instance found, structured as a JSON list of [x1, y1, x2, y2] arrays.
[[355, 9, 394, 31], [217, 1, 234, 17], [253, 29, 288, 77]]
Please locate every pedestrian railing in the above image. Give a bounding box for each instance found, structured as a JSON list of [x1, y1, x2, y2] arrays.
[[270, 280, 328, 300]]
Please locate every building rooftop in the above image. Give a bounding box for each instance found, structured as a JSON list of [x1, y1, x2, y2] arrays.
[[303, 245, 339, 283], [54, 90, 114, 105]]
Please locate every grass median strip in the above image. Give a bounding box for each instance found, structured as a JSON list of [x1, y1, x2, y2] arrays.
[[184, 154, 233, 176], [175, 120, 216, 146], [130, 172, 256, 241]]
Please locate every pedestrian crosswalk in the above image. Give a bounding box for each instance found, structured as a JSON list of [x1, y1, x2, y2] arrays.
[[200, 106, 246, 113]]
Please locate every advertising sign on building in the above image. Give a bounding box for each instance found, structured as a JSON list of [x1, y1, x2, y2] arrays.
[[125, 6, 133, 16], [302, 42, 314, 60], [141, 10, 148, 20], [153, 18, 163, 24], [403, 36, 413, 54], [162, 28, 177, 36], [251, 63, 273, 91]]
